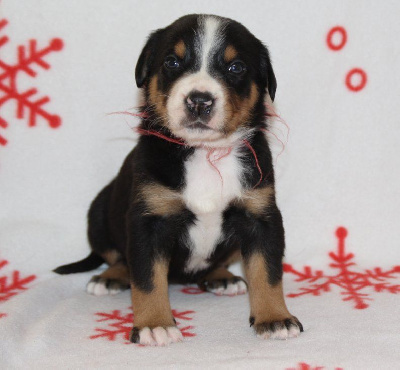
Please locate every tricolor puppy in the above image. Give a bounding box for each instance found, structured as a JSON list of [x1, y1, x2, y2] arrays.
[[54, 14, 303, 346]]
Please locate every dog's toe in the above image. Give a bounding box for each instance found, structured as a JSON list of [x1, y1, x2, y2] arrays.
[[166, 326, 184, 343], [86, 276, 129, 296], [86, 277, 108, 296], [152, 327, 171, 346], [130, 326, 183, 346], [137, 327, 157, 346]]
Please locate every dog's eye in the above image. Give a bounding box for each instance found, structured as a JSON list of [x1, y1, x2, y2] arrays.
[[228, 61, 246, 75], [164, 55, 181, 69]]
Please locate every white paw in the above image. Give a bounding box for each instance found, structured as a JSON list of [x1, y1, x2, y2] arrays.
[[86, 280, 108, 296], [255, 318, 303, 340], [138, 327, 156, 346], [86, 276, 127, 296], [138, 326, 183, 346], [209, 279, 247, 296], [287, 325, 301, 338], [258, 327, 291, 340]]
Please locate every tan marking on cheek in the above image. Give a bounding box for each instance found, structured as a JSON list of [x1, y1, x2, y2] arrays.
[[224, 45, 238, 62], [224, 82, 259, 134], [131, 260, 174, 328], [140, 183, 184, 216], [244, 253, 291, 324], [174, 40, 186, 59], [101, 250, 121, 266], [148, 75, 167, 118], [238, 185, 275, 216]]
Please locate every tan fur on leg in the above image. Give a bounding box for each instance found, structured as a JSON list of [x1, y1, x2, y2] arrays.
[[99, 261, 129, 283], [244, 253, 290, 322], [86, 260, 130, 296], [130, 260, 174, 329], [100, 250, 122, 266], [244, 253, 303, 339], [201, 266, 235, 282]]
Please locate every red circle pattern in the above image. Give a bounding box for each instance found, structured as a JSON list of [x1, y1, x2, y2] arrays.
[[327, 26, 367, 92], [327, 26, 347, 51], [345, 68, 367, 92]]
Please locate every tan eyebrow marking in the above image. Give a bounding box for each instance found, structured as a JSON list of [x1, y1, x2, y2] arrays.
[[224, 45, 238, 62], [174, 40, 186, 59]]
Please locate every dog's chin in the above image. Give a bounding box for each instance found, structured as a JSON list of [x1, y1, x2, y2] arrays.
[[169, 121, 250, 149], [171, 125, 225, 147]]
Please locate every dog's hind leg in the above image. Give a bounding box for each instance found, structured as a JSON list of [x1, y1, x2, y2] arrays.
[[197, 266, 248, 296], [86, 260, 130, 296], [85, 180, 131, 296], [87, 182, 116, 258]]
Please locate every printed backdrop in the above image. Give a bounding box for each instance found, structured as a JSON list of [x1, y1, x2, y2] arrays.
[[1, 0, 399, 368]]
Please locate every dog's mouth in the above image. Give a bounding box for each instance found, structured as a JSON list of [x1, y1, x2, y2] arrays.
[[186, 121, 213, 131]]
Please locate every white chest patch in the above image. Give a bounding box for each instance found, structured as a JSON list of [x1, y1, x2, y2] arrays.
[[183, 147, 244, 272]]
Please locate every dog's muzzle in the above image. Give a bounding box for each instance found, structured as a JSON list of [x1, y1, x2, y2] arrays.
[[185, 91, 215, 129]]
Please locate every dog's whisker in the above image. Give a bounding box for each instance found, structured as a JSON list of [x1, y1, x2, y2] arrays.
[[264, 103, 290, 142]]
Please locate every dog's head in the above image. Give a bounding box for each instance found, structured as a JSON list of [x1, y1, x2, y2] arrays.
[[136, 14, 276, 147]]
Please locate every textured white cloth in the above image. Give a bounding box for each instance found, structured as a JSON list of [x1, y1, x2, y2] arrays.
[[1, 0, 399, 368]]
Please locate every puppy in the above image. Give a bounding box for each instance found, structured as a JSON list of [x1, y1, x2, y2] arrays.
[[55, 14, 303, 346]]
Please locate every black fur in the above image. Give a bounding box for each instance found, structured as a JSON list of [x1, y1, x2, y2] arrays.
[[53, 252, 103, 274]]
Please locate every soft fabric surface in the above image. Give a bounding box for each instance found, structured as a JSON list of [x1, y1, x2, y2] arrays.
[[1, 0, 399, 368]]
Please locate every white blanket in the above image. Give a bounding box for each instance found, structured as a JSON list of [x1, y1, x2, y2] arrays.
[[1, 0, 399, 368]]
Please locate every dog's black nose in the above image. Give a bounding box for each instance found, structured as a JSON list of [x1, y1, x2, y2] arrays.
[[186, 91, 214, 119]]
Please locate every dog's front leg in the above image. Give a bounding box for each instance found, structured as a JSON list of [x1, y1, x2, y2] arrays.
[[241, 205, 303, 340], [127, 212, 182, 346]]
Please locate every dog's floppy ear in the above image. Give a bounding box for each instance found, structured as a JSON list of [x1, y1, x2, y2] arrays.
[[266, 63, 277, 101], [259, 45, 277, 101], [135, 29, 163, 88]]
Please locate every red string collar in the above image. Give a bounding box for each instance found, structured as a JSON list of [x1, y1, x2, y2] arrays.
[[136, 127, 264, 188]]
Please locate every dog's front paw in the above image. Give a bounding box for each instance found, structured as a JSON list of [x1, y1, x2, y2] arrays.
[[86, 276, 129, 296], [200, 276, 247, 296], [250, 316, 303, 340], [129, 326, 183, 346]]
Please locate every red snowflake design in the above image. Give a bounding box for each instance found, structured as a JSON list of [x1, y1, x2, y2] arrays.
[[90, 306, 196, 344], [0, 255, 36, 318], [284, 227, 400, 309], [180, 286, 206, 295], [287, 362, 343, 370], [0, 18, 63, 146]]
